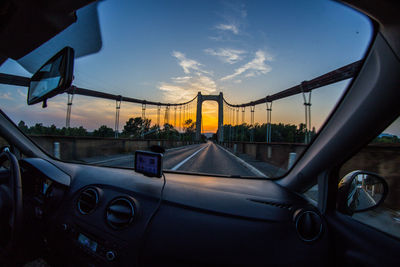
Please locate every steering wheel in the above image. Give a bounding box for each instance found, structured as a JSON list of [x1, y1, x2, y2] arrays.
[[0, 151, 23, 256]]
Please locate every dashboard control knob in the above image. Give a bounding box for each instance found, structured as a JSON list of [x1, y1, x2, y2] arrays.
[[106, 250, 116, 261]]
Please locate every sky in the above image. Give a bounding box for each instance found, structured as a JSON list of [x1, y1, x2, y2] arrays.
[[0, 0, 374, 133]]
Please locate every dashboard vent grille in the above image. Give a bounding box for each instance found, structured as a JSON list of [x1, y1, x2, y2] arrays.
[[77, 187, 99, 215], [295, 210, 323, 242], [248, 198, 293, 210], [106, 198, 135, 229]]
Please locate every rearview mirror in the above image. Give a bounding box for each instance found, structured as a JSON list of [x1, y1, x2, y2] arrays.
[[337, 171, 388, 215], [27, 47, 74, 106]]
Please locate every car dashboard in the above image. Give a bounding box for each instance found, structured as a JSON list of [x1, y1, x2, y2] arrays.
[[19, 157, 329, 266]]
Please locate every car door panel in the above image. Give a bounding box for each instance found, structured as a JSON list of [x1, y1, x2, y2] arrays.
[[326, 211, 400, 266]]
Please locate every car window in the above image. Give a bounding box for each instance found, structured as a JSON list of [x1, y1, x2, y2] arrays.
[[0, 0, 373, 178], [303, 184, 318, 206], [338, 117, 400, 239]]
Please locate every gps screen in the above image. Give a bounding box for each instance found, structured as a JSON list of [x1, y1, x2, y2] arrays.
[[134, 151, 163, 178]]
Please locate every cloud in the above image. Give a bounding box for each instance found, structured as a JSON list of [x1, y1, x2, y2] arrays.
[[160, 72, 217, 103], [0, 92, 13, 100], [159, 84, 196, 103], [220, 50, 272, 81], [191, 73, 217, 91], [160, 51, 218, 103], [172, 51, 207, 74], [171, 76, 192, 84], [204, 48, 246, 64], [211, 2, 247, 41], [215, 24, 239, 35], [208, 36, 223, 42]]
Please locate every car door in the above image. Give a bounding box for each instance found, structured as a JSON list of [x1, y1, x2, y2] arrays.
[[322, 116, 400, 266], [324, 167, 399, 264], [326, 209, 400, 266]]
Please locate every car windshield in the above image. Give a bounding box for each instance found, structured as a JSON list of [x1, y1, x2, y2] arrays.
[[0, 0, 373, 178]]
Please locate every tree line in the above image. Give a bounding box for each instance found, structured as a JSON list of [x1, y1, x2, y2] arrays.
[[17, 118, 316, 143], [17, 118, 204, 141], [216, 123, 316, 143], [18, 119, 398, 144]]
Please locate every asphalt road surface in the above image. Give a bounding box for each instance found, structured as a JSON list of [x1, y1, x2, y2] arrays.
[[356, 187, 378, 210], [85, 141, 259, 177]]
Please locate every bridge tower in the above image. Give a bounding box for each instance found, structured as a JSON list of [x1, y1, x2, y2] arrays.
[[195, 92, 224, 142]]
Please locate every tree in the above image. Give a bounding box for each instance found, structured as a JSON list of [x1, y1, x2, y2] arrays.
[[183, 119, 196, 141], [145, 124, 160, 139], [159, 123, 179, 140], [222, 122, 316, 143], [18, 121, 29, 133], [122, 117, 151, 138], [183, 119, 195, 133], [18, 121, 91, 137], [93, 125, 114, 137], [61, 126, 88, 136]]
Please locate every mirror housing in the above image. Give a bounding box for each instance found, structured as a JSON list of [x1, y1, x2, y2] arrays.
[[337, 170, 388, 215], [27, 47, 74, 106]]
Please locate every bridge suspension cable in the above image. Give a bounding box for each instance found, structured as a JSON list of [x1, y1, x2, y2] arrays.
[[250, 105, 255, 142], [221, 60, 361, 108], [2, 60, 360, 143], [219, 60, 361, 143], [301, 82, 312, 144], [241, 107, 245, 141], [179, 106, 182, 132], [164, 105, 170, 125], [157, 105, 161, 126], [114, 96, 122, 138], [141, 103, 146, 119], [266, 101, 272, 143], [65, 86, 76, 128]]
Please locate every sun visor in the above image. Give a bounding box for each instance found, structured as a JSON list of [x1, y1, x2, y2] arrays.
[[17, 2, 102, 74]]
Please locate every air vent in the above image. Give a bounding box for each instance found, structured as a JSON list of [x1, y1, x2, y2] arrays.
[[77, 187, 99, 215], [106, 197, 135, 229], [248, 198, 293, 210], [295, 210, 323, 242]]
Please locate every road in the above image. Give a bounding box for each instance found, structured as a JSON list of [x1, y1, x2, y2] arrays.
[[356, 187, 378, 210], [84, 141, 261, 177]]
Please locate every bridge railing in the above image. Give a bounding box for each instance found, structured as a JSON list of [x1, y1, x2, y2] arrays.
[[29, 135, 198, 161]]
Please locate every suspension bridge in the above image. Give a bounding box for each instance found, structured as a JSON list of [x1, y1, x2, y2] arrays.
[[0, 60, 362, 144]]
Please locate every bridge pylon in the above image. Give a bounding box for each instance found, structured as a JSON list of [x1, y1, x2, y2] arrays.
[[195, 92, 224, 142]]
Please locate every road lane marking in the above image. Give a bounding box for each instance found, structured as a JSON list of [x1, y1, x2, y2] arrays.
[[362, 188, 377, 205], [217, 144, 267, 178], [171, 144, 208, 170], [166, 144, 198, 152]]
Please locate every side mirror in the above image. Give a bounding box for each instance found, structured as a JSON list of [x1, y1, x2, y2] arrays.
[[337, 170, 388, 215], [28, 47, 74, 106]]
